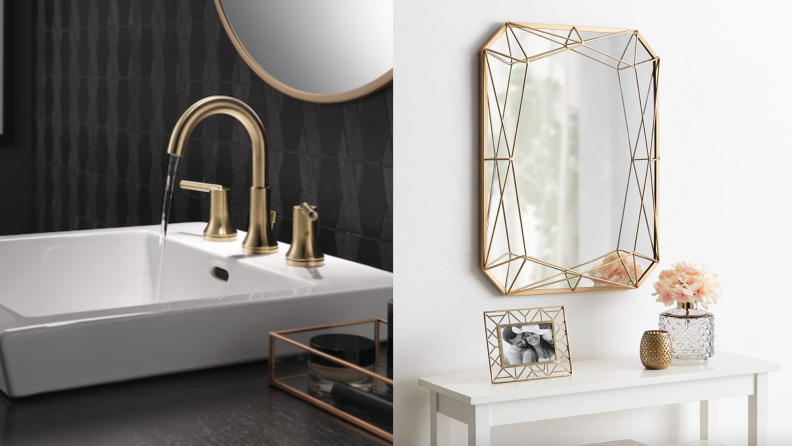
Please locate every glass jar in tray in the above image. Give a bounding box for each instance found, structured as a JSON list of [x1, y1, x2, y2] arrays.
[[269, 318, 392, 442]]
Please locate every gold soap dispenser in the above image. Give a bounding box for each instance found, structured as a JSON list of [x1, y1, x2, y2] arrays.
[[285, 203, 324, 267]]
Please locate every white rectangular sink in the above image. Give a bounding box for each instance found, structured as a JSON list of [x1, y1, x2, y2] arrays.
[[0, 223, 392, 397]]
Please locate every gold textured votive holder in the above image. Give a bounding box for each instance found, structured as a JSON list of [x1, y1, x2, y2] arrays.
[[640, 330, 673, 370]]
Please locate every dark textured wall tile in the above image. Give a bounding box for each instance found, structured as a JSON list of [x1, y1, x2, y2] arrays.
[[78, 29, 89, 76], [381, 165, 393, 242], [77, 125, 89, 171], [44, 31, 55, 74], [358, 164, 387, 239], [278, 153, 302, 210], [78, 78, 89, 124], [44, 164, 54, 208], [115, 180, 128, 224], [139, 26, 154, 77], [43, 121, 54, 164], [78, 0, 90, 27], [44, 76, 53, 118], [58, 122, 69, 167], [97, 0, 111, 27], [78, 171, 88, 216], [60, 0, 70, 28], [161, 0, 179, 24], [317, 159, 342, 228], [139, 79, 153, 132], [96, 175, 108, 224], [31, 0, 392, 272], [356, 238, 381, 269], [96, 79, 108, 125], [360, 95, 390, 164], [58, 30, 70, 75], [140, 0, 155, 25], [189, 23, 206, 80], [318, 104, 344, 158]]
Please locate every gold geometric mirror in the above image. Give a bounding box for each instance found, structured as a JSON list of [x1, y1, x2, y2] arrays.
[[480, 23, 660, 296]]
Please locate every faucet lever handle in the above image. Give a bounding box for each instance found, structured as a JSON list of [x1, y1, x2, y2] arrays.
[[180, 180, 227, 193], [286, 203, 324, 267], [299, 202, 318, 221], [178, 180, 237, 242]]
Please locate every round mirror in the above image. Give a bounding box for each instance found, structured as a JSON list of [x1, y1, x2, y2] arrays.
[[215, 0, 393, 103]]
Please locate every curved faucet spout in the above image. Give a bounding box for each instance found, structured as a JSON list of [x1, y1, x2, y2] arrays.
[[167, 96, 268, 188], [167, 96, 278, 254]]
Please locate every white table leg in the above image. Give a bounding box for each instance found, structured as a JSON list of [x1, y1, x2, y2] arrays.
[[430, 390, 450, 446], [700, 399, 718, 441], [748, 372, 768, 446], [468, 404, 490, 446]]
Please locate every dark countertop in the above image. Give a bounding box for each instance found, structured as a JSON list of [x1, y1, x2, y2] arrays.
[[0, 356, 390, 446]]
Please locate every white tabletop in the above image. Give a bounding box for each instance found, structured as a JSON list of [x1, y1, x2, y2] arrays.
[[418, 351, 780, 406]]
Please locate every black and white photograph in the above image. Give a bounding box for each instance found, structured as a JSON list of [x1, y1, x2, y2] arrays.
[[500, 323, 557, 366]]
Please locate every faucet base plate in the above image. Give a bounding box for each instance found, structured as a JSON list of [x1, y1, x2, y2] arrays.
[[242, 245, 279, 255], [204, 233, 237, 242], [286, 258, 325, 267]]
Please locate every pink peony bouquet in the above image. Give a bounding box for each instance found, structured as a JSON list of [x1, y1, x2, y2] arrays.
[[652, 261, 722, 308], [590, 252, 646, 286]]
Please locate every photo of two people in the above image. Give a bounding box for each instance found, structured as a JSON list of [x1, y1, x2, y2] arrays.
[[501, 323, 557, 366]]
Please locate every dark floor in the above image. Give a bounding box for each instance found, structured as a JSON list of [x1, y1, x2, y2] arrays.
[[0, 356, 390, 446]]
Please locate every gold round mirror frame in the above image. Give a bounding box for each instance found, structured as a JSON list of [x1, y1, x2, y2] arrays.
[[214, 0, 393, 104]]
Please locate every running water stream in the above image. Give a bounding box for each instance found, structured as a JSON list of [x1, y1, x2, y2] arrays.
[[155, 156, 180, 302]]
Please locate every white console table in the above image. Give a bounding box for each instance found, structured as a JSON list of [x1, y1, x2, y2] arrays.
[[418, 351, 779, 446]]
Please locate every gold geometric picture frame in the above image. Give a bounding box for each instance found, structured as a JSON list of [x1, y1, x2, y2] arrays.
[[484, 305, 572, 384], [480, 23, 660, 295]]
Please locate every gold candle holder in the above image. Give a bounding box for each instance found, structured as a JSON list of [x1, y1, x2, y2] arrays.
[[640, 330, 673, 370]]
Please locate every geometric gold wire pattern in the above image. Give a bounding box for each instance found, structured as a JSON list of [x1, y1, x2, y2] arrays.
[[484, 305, 572, 384], [480, 23, 660, 295]]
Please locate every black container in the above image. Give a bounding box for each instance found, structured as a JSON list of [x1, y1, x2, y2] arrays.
[[308, 334, 376, 396]]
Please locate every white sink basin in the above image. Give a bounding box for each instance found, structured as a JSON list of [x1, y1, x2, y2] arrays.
[[0, 223, 392, 397]]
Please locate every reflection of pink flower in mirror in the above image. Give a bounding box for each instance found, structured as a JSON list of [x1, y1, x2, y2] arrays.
[[652, 261, 722, 308], [589, 253, 646, 286]]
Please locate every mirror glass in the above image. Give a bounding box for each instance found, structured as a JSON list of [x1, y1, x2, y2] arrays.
[[217, 0, 393, 103], [481, 24, 659, 295]]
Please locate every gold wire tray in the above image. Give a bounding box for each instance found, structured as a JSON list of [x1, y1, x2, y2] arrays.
[[269, 318, 392, 442]]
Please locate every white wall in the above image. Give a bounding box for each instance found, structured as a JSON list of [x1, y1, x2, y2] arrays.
[[394, 0, 792, 445]]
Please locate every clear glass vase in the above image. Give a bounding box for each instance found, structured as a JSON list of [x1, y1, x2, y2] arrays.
[[658, 302, 714, 364]]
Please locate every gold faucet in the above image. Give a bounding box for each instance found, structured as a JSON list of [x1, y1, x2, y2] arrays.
[[285, 203, 324, 267], [167, 96, 278, 254]]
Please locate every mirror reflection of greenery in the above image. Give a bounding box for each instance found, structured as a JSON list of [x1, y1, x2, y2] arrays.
[[498, 63, 580, 269]]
